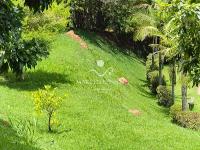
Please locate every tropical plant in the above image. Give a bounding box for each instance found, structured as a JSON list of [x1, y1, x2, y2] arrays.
[[132, 5, 166, 87]]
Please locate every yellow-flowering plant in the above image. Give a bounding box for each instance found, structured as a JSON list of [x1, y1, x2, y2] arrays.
[[32, 85, 63, 132]]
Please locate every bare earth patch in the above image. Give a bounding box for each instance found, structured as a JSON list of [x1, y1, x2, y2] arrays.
[[129, 109, 142, 116], [66, 30, 88, 49]]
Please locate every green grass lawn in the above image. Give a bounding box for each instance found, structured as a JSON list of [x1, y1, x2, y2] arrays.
[[1, 31, 200, 150]]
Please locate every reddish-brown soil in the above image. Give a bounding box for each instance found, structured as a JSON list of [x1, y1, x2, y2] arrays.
[[128, 109, 142, 116], [66, 30, 88, 49]]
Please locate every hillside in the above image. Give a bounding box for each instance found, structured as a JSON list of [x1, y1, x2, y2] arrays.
[[0, 31, 200, 150]]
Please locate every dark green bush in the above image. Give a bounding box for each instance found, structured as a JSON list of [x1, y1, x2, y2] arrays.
[[156, 85, 173, 107], [170, 104, 200, 130], [147, 71, 166, 94], [146, 53, 159, 85], [146, 53, 159, 74], [0, 38, 49, 80], [70, 0, 133, 32]]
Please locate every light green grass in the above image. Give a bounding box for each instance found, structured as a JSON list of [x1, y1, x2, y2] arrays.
[[0, 31, 200, 150]]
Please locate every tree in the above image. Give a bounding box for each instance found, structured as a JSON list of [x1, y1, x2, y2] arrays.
[[133, 7, 166, 87], [160, 0, 200, 110], [0, 0, 49, 80], [24, 0, 67, 12], [169, 58, 176, 102], [33, 85, 63, 132]]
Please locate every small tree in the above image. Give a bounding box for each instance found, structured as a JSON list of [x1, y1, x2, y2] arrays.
[[33, 85, 63, 132]]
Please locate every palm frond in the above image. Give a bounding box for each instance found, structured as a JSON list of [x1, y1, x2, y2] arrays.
[[131, 12, 157, 27], [134, 25, 161, 41]]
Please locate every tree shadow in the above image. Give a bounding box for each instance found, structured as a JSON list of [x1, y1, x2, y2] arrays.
[[0, 70, 73, 91], [75, 30, 145, 65], [135, 78, 155, 99], [0, 119, 40, 150]]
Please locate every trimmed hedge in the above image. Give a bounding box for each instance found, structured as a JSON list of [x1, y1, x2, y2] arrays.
[[170, 104, 200, 130], [157, 85, 173, 107]]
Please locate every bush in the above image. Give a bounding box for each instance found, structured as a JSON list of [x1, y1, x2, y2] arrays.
[[147, 71, 166, 94], [156, 85, 173, 107], [170, 104, 200, 130], [170, 104, 182, 117], [24, 2, 70, 34], [146, 53, 159, 75], [0, 38, 49, 80]]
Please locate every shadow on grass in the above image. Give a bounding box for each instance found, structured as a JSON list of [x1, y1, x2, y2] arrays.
[[135, 79, 155, 99], [0, 70, 73, 91], [0, 119, 39, 150]]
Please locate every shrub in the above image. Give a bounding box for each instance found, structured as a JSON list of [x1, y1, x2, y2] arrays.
[[156, 85, 173, 107], [170, 104, 182, 117], [147, 71, 166, 94], [146, 53, 159, 75], [0, 38, 49, 80], [32, 85, 63, 132], [170, 104, 200, 130], [24, 1, 70, 34]]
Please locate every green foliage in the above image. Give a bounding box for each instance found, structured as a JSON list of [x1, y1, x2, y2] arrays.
[[24, 1, 70, 34], [170, 104, 182, 117], [160, 0, 200, 86], [146, 53, 166, 94], [70, 0, 134, 32], [24, 0, 68, 12], [0, 0, 50, 80], [156, 85, 173, 107], [170, 104, 200, 130], [146, 53, 159, 74], [0, 38, 49, 80], [147, 70, 166, 94], [32, 85, 63, 132], [70, 0, 105, 30], [9, 118, 38, 145], [0, 0, 23, 50], [102, 0, 134, 33]]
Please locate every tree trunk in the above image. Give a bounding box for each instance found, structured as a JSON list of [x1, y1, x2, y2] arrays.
[[151, 37, 155, 70], [171, 58, 176, 102], [154, 36, 162, 86], [48, 112, 52, 132], [17, 72, 24, 81], [158, 51, 162, 85], [181, 83, 187, 111]]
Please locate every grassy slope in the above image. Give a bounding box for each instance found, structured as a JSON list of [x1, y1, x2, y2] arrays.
[[0, 31, 200, 150]]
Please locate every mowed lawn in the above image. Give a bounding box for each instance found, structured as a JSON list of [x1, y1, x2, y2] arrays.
[[0, 31, 200, 150]]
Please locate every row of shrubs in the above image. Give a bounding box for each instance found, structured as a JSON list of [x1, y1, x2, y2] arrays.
[[146, 53, 173, 108], [146, 53, 200, 131]]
